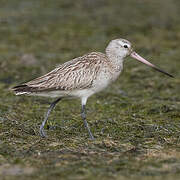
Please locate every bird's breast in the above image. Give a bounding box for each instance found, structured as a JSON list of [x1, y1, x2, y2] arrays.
[[92, 65, 122, 93]]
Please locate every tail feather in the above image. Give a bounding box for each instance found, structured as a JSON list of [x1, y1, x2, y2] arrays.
[[11, 84, 38, 95]]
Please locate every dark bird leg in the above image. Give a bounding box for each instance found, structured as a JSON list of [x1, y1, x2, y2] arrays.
[[40, 97, 62, 137], [81, 104, 94, 140]]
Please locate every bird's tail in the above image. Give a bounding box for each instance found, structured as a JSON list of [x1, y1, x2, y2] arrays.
[[11, 85, 36, 95]]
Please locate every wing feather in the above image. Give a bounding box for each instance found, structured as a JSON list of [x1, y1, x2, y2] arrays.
[[18, 52, 108, 92]]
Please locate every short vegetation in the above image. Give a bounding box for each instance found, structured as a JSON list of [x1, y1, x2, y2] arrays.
[[0, 0, 180, 179]]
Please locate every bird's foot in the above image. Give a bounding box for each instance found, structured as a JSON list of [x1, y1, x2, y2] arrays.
[[40, 126, 47, 138], [89, 136, 95, 141], [88, 132, 95, 140]]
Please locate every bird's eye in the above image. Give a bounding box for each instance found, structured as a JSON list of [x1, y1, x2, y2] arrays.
[[124, 45, 128, 48]]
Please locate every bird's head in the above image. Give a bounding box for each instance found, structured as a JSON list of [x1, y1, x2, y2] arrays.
[[106, 38, 174, 78]]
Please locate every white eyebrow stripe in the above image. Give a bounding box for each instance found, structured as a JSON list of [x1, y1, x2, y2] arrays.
[[118, 41, 129, 47], [117, 41, 124, 46]]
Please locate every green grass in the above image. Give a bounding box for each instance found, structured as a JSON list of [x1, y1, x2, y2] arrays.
[[0, 0, 180, 179]]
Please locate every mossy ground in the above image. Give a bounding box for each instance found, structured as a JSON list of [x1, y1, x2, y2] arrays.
[[0, 0, 180, 179]]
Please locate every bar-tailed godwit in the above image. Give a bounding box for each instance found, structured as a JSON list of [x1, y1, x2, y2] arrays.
[[12, 38, 173, 140]]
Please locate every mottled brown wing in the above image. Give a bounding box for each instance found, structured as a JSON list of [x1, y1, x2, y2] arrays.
[[22, 52, 107, 92]]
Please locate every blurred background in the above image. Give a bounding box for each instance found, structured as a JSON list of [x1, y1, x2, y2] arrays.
[[0, 0, 180, 179], [0, 0, 179, 82]]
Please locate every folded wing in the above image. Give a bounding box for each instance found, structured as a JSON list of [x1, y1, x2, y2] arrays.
[[12, 52, 107, 95]]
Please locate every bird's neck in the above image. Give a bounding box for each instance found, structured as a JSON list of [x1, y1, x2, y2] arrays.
[[105, 48, 124, 68]]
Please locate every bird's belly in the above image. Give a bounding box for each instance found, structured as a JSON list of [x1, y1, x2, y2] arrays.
[[28, 90, 70, 98], [92, 70, 121, 93], [92, 79, 111, 93], [28, 89, 95, 99]]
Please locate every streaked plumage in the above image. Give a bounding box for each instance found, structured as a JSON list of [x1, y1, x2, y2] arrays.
[[13, 52, 121, 96], [12, 38, 173, 139]]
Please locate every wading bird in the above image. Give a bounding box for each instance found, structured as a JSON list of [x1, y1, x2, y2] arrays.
[[12, 39, 173, 140]]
